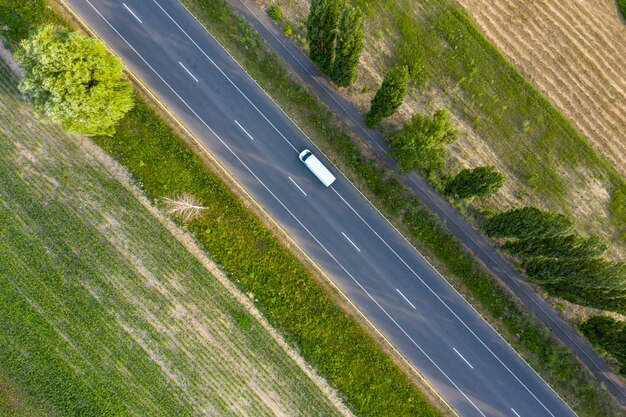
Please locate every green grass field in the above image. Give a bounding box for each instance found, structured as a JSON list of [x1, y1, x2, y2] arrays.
[[0, 59, 347, 417]]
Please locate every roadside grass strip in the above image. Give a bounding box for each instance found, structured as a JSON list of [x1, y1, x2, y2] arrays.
[[0, 60, 347, 417], [179, 0, 624, 415]]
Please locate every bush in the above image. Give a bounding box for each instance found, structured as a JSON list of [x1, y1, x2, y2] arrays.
[[580, 316, 626, 375], [267, 4, 283, 22]]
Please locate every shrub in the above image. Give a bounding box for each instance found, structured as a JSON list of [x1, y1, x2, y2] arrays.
[[267, 4, 283, 22]]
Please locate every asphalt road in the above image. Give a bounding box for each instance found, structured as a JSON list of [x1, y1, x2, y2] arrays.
[[229, 0, 626, 407], [63, 1, 579, 416]]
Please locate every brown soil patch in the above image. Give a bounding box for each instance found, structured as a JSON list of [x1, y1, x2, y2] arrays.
[[456, 0, 626, 177]]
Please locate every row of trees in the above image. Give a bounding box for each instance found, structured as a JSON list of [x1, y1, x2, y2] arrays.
[[306, 0, 364, 87], [482, 206, 624, 313], [307, 1, 505, 201]]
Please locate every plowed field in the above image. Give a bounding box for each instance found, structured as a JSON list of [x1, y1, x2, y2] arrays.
[[456, 0, 626, 176]]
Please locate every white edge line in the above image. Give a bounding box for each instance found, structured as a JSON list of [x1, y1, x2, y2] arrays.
[[59, 1, 459, 415], [341, 232, 360, 252], [452, 347, 474, 370], [122, 3, 142, 24], [288, 176, 307, 196], [72, 2, 477, 414], [395, 288, 416, 310], [178, 61, 199, 82], [232, 2, 589, 413], [234, 120, 254, 141]]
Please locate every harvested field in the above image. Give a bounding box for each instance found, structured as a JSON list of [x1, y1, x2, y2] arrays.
[[457, 0, 626, 177], [0, 58, 349, 417]]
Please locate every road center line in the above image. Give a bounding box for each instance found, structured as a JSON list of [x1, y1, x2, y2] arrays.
[[234, 120, 254, 141], [288, 176, 307, 196], [453, 347, 474, 369], [83, 5, 484, 413], [511, 408, 522, 417], [395, 288, 416, 309], [330, 187, 556, 417], [178, 61, 199, 82], [122, 3, 142, 24], [153, 0, 298, 153], [341, 232, 361, 252]]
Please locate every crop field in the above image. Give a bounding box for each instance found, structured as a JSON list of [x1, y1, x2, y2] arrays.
[[0, 59, 349, 417], [457, 0, 626, 177], [261, 0, 626, 258]]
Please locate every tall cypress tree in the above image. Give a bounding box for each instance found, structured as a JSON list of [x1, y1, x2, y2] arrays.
[[306, 0, 341, 74], [365, 65, 410, 128], [501, 234, 608, 260], [330, 5, 364, 87], [482, 206, 574, 239], [444, 165, 505, 199]]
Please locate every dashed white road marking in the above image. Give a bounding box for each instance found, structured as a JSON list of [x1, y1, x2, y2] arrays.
[[341, 232, 361, 252], [396, 288, 416, 309], [178, 61, 199, 82], [511, 408, 522, 417], [122, 3, 142, 23], [453, 347, 474, 369], [234, 120, 254, 141], [288, 176, 307, 196]]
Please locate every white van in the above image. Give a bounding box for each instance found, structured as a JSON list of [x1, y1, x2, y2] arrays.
[[299, 149, 336, 187]]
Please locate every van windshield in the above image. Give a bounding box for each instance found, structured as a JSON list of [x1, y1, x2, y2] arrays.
[[301, 151, 312, 161]]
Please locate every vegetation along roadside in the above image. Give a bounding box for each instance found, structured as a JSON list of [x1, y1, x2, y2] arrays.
[[179, 0, 624, 415], [0, 1, 445, 416]]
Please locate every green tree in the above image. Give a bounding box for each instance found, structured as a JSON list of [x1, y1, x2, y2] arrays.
[[306, 0, 341, 74], [444, 165, 505, 199], [580, 316, 626, 375], [482, 207, 574, 239], [526, 258, 626, 290], [502, 234, 608, 260], [16, 25, 133, 136], [365, 65, 409, 128], [390, 108, 459, 173], [526, 258, 626, 313], [330, 5, 364, 87]]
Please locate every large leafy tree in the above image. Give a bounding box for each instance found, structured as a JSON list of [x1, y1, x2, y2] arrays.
[[580, 316, 626, 375], [365, 65, 409, 128], [390, 108, 458, 173], [482, 206, 574, 239], [501, 234, 608, 261], [16, 25, 134, 136], [330, 5, 364, 87], [306, 0, 341, 74], [444, 165, 505, 199]]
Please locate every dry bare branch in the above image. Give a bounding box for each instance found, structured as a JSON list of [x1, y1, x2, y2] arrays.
[[163, 193, 207, 222]]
